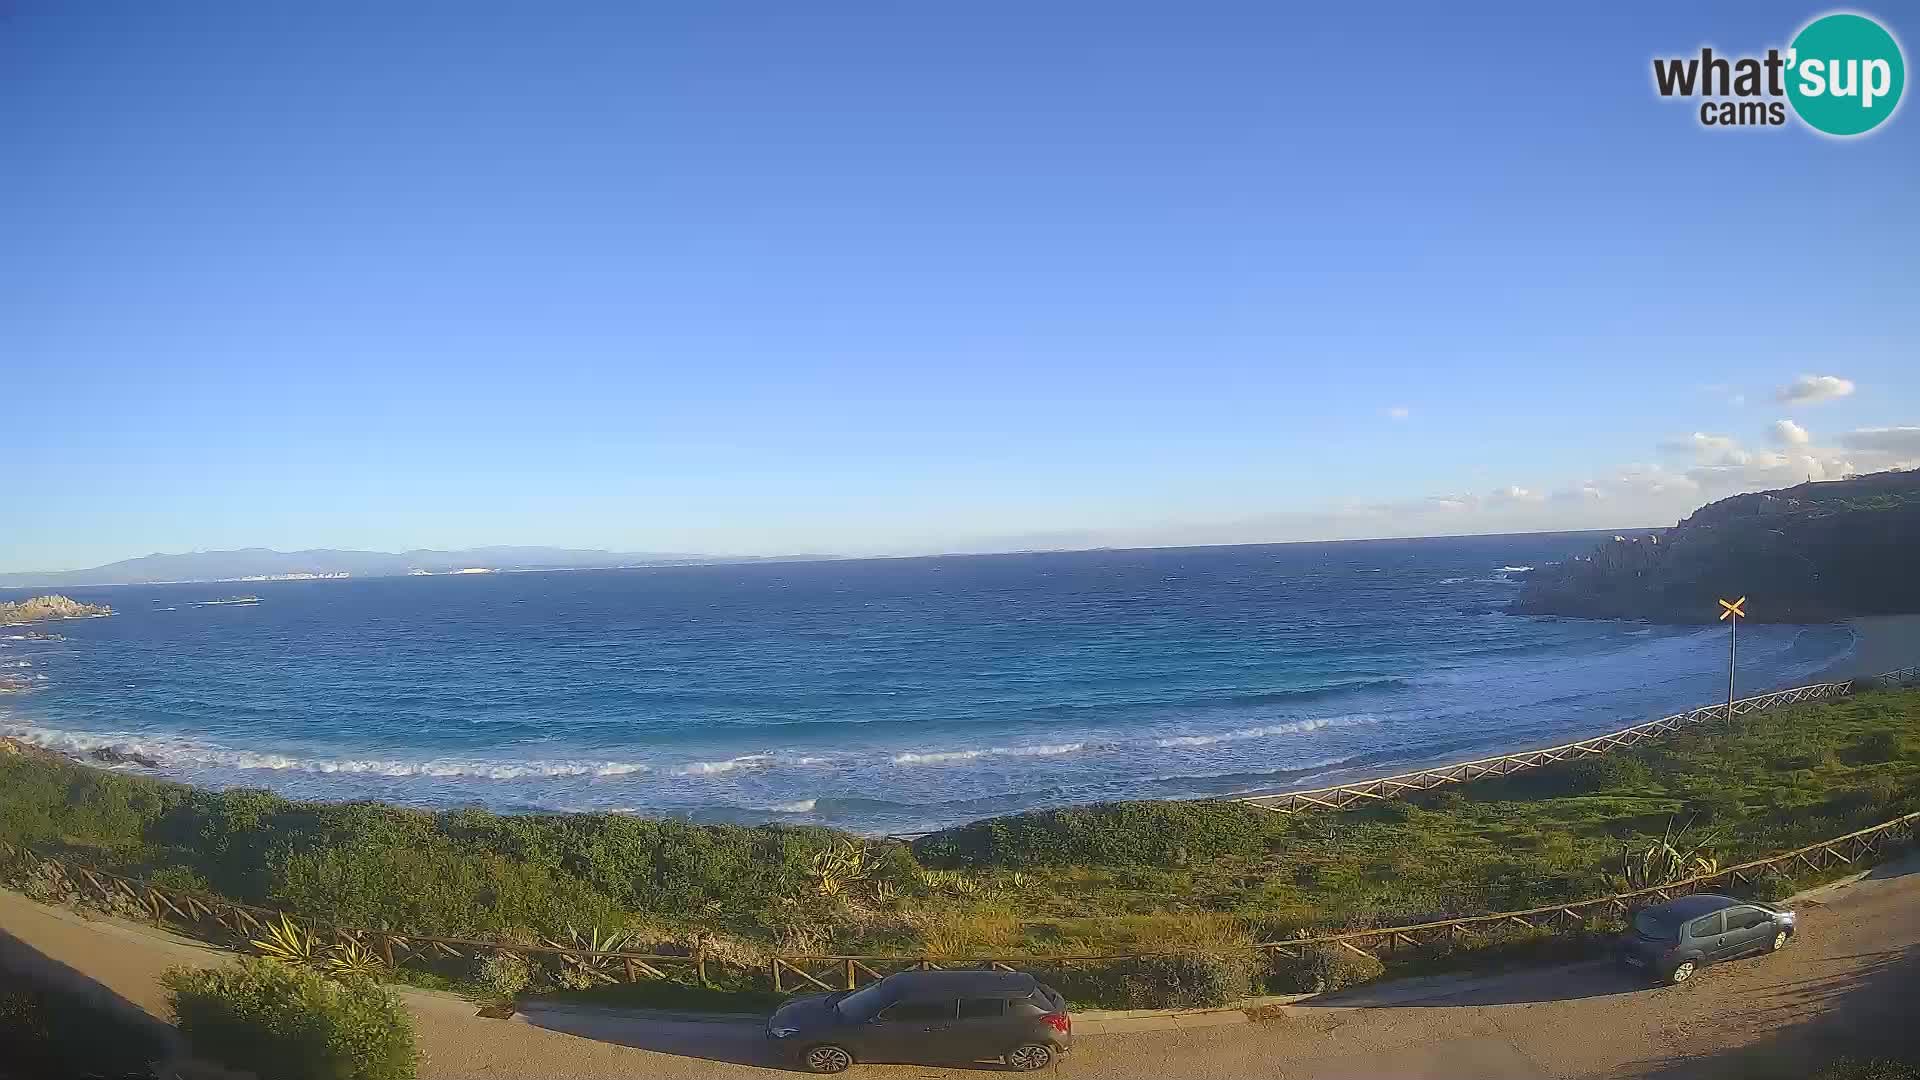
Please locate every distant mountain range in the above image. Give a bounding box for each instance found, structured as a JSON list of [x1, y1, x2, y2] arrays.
[[0, 546, 836, 588]]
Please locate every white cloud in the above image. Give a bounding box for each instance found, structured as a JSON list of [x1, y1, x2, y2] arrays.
[[1489, 485, 1545, 503], [1770, 419, 1811, 446], [1840, 427, 1920, 456], [1552, 483, 1606, 502], [1660, 432, 1751, 466], [1384, 406, 1411, 420], [1612, 464, 1700, 496], [1777, 374, 1856, 404]]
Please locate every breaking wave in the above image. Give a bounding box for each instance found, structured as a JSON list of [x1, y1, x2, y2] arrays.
[[893, 742, 1088, 766], [1154, 713, 1380, 748]]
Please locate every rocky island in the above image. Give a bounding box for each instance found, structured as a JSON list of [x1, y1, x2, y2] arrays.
[[0, 594, 114, 626], [1511, 469, 1920, 623]]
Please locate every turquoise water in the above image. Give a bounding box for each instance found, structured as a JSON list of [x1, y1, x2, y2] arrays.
[[0, 536, 1854, 833]]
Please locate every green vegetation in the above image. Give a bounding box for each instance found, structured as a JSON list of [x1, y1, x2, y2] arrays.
[[915, 690, 1920, 935], [3, 688, 1918, 1009], [1812, 1060, 1920, 1080], [164, 959, 417, 1080], [0, 595, 111, 626], [1514, 468, 1920, 621]]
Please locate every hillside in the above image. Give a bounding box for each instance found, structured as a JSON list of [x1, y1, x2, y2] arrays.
[[0, 546, 833, 588], [1511, 469, 1920, 623]]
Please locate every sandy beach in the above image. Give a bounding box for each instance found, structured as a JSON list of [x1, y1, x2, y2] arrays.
[[1817, 614, 1920, 682]]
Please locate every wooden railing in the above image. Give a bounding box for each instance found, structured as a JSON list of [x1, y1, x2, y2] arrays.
[[1257, 809, 1920, 961], [6, 808, 1917, 993], [3, 666, 1914, 994], [1229, 674, 1883, 813], [884, 666, 1919, 838]]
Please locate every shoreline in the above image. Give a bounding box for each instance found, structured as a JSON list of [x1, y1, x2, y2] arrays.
[[1815, 615, 1920, 682]]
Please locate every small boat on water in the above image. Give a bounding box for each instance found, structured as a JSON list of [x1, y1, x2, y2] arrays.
[[193, 596, 264, 606]]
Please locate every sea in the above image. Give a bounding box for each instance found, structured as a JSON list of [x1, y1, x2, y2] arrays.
[[0, 535, 1857, 835]]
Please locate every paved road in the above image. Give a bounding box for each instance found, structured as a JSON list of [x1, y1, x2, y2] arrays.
[[4, 858, 1917, 1079]]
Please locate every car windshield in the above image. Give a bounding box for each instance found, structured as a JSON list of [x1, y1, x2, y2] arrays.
[[1634, 911, 1679, 940], [834, 982, 893, 1022]]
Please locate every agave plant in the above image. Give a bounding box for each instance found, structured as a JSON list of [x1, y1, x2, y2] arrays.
[[541, 925, 632, 988], [1612, 816, 1723, 892], [325, 935, 385, 980], [249, 914, 321, 967], [810, 840, 876, 898]]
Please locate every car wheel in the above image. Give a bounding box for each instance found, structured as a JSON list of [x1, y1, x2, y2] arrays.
[[1667, 959, 1696, 985], [1768, 930, 1788, 952], [802, 1044, 853, 1074], [1007, 1043, 1055, 1072]]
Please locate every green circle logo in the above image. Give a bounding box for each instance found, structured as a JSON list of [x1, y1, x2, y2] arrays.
[[1787, 13, 1905, 136]]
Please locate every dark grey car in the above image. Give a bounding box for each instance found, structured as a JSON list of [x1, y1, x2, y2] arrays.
[[766, 970, 1072, 1074], [1618, 893, 1797, 985]]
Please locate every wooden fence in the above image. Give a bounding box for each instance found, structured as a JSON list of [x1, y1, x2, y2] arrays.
[[1257, 809, 1920, 962], [6, 808, 1917, 994], [883, 666, 1919, 837], [3, 664, 1915, 994], [1229, 673, 1896, 813]]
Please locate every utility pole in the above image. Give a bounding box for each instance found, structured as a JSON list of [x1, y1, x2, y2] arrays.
[[1718, 596, 1746, 724]]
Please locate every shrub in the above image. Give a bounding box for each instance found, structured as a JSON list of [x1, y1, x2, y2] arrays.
[[475, 951, 533, 999], [1119, 951, 1253, 1008], [164, 959, 417, 1080], [913, 801, 1275, 869], [1050, 950, 1254, 1009], [1847, 730, 1908, 765], [1269, 942, 1385, 994]]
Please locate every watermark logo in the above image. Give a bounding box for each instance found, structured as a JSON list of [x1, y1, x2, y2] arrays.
[[1652, 11, 1904, 136]]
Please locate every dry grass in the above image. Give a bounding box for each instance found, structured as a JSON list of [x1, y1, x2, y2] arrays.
[[911, 904, 1024, 957]]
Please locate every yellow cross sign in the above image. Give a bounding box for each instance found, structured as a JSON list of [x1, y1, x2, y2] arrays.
[[1718, 596, 1747, 620]]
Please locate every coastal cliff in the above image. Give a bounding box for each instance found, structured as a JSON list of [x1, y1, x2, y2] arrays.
[[1510, 470, 1920, 623], [0, 594, 113, 626]]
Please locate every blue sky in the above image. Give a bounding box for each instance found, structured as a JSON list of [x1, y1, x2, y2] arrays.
[[4, 2, 1916, 571]]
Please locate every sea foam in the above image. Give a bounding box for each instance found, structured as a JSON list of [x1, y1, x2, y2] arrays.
[[1154, 714, 1379, 748], [892, 742, 1087, 766]]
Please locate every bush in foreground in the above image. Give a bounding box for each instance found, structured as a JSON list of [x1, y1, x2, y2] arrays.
[[163, 959, 417, 1080], [1044, 950, 1255, 1009], [1268, 942, 1385, 994]]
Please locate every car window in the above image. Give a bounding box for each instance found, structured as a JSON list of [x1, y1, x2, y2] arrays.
[[882, 999, 956, 1023], [959, 997, 1006, 1019], [835, 982, 895, 1023], [1688, 912, 1723, 937], [1633, 911, 1678, 939], [1725, 907, 1770, 931]]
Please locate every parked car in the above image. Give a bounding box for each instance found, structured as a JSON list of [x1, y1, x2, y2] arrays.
[[766, 969, 1072, 1074], [1618, 893, 1797, 985]]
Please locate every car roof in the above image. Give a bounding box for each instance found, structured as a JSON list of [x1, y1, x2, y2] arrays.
[[1647, 893, 1743, 919], [883, 970, 1038, 994]]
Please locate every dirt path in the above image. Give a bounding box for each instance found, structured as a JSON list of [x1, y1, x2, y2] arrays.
[[4, 858, 1917, 1079]]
